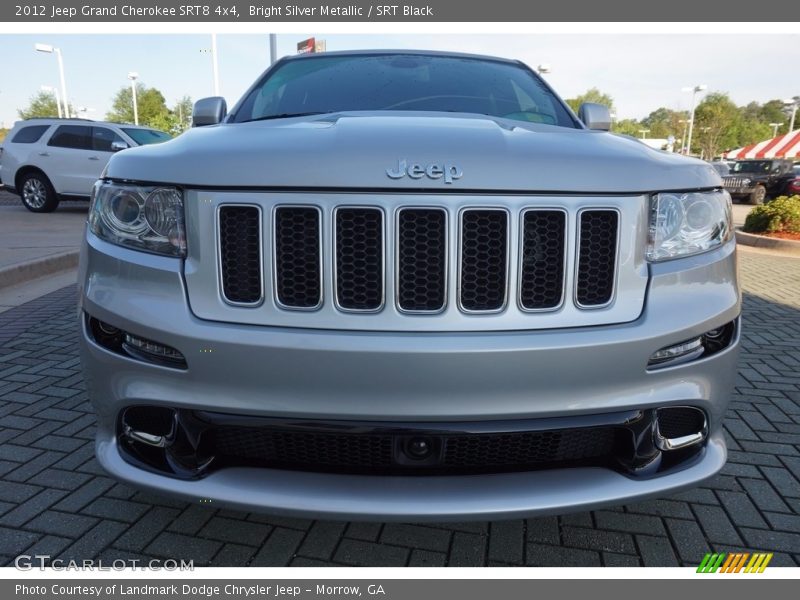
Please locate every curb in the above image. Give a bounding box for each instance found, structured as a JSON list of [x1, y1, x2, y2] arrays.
[[735, 229, 800, 256], [0, 250, 80, 289]]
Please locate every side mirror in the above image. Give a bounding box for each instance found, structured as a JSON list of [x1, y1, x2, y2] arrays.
[[578, 103, 612, 131], [110, 141, 129, 152], [192, 97, 227, 127]]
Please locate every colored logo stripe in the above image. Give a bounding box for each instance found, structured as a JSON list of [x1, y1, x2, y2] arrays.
[[697, 552, 773, 573]]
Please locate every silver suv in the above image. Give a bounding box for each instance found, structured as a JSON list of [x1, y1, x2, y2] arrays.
[[78, 51, 740, 521], [0, 118, 170, 212]]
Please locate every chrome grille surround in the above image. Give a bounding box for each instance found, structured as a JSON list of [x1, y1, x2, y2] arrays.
[[186, 192, 647, 332]]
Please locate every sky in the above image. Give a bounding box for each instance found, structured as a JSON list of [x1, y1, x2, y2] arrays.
[[0, 33, 798, 129]]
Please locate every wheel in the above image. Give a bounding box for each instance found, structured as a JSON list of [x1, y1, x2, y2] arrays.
[[19, 172, 59, 213], [748, 185, 766, 205]]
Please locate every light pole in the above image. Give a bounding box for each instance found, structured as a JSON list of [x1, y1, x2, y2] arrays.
[[682, 84, 707, 155], [678, 119, 688, 154], [211, 34, 220, 95], [783, 99, 798, 132], [40, 85, 62, 118], [35, 43, 69, 118], [269, 34, 277, 65], [769, 122, 782, 138], [638, 129, 650, 139], [127, 72, 139, 125]]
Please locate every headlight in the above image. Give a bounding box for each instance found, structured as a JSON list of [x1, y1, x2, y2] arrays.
[[647, 190, 732, 261], [89, 181, 186, 257]]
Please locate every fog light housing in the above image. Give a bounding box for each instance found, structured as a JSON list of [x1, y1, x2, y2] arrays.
[[123, 333, 186, 365], [649, 337, 704, 367], [648, 319, 738, 369]]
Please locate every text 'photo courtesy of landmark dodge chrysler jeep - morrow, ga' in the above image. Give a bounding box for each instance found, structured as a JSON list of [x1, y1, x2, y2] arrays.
[[77, 50, 740, 521]]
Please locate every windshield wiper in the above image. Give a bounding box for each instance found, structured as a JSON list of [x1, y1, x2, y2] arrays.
[[240, 112, 333, 123]]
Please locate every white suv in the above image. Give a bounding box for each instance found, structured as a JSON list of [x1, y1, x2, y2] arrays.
[[0, 118, 170, 212]]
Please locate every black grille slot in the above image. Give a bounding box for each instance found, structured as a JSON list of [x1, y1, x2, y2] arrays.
[[397, 209, 447, 312], [213, 428, 394, 470], [576, 210, 618, 307], [274, 207, 322, 308], [219, 206, 262, 304], [443, 428, 615, 468], [520, 210, 566, 310], [460, 210, 508, 311], [209, 424, 616, 475], [335, 208, 384, 310], [658, 407, 706, 439]]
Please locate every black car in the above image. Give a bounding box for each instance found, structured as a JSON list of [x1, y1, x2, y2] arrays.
[[722, 159, 796, 204]]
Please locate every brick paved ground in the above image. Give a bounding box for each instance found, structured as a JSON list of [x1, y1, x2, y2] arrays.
[[0, 248, 799, 567]]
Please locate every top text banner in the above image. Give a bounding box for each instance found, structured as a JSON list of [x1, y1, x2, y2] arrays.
[[5, 0, 800, 21]]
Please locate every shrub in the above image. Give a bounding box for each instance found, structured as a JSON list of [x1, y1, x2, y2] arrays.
[[743, 195, 800, 234]]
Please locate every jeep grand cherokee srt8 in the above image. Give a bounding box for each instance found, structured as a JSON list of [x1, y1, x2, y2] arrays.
[[77, 51, 740, 520]]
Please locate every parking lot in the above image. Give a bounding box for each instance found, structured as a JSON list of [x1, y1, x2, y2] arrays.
[[0, 193, 799, 567]]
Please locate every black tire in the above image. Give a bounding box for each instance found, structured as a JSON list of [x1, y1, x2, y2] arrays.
[[748, 185, 766, 206], [19, 171, 59, 213]]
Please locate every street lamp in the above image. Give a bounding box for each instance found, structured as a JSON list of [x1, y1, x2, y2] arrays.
[[40, 85, 62, 119], [200, 35, 221, 95], [769, 122, 782, 138], [638, 129, 650, 139], [783, 99, 798, 132], [127, 72, 139, 126], [35, 43, 69, 118], [682, 84, 707, 155], [537, 64, 551, 75], [211, 34, 220, 95]]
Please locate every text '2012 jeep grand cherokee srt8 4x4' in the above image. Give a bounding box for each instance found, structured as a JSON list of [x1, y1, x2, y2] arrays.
[[77, 51, 740, 521]]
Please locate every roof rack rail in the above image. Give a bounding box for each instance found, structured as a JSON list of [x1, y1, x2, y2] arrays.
[[22, 117, 95, 122]]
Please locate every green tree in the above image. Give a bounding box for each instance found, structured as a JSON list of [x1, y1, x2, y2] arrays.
[[17, 90, 73, 119], [171, 95, 193, 134], [565, 88, 614, 114], [693, 92, 742, 159], [611, 118, 642, 137], [106, 82, 172, 129], [641, 107, 687, 140]]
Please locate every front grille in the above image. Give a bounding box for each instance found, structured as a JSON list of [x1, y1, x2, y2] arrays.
[[210, 424, 616, 475], [218, 206, 262, 304], [274, 207, 322, 309], [397, 209, 447, 312], [723, 176, 747, 188], [576, 210, 618, 307], [460, 210, 508, 311], [520, 210, 567, 310], [335, 208, 384, 311], [216, 202, 622, 318]]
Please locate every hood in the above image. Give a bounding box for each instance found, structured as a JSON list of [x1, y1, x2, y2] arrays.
[[105, 112, 720, 193]]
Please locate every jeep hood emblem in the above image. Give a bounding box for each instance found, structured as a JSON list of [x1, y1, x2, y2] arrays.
[[386, 159, 463, 184]]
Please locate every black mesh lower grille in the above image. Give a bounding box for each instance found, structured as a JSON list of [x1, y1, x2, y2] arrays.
[[209, 424, 616, 475], [219, 206, 262, 304], [335, 208, 384, 310], [576, 210, 618, 306], [658, 408, 706, 439], [214, 428, 394, 469], [520, 210, 566, 310], [460, 210, 508, 311], [274, 207, 321, 308], [397, 209, 447, 311]]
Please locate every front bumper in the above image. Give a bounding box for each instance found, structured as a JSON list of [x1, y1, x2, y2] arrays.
[[78, 231, 740, 519]]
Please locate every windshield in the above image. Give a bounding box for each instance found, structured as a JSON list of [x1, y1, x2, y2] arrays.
[[232, 53, 579, 128], [710, 162, 729, 175], [732, 160, 773, 173], [122, 128, 171, 146]]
